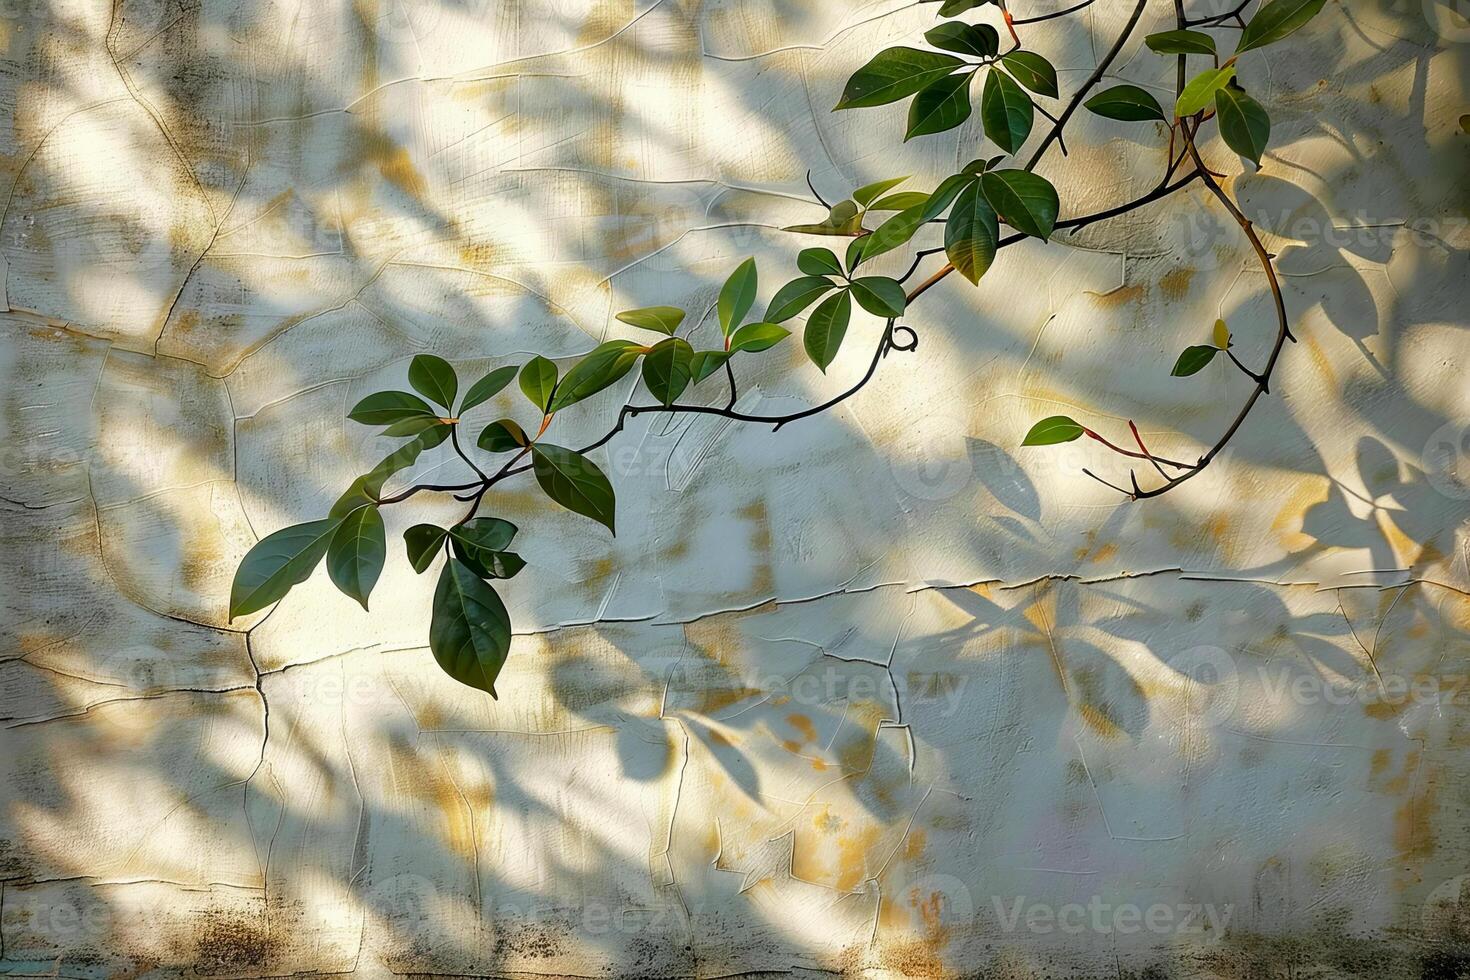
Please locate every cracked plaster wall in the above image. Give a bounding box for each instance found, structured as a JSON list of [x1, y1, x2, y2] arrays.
[[0, 0, 1468, 976]]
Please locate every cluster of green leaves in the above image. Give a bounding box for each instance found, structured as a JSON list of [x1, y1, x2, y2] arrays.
[[229, 0, 1333, 700], [1084, 0, 1326, 165], [1020, 0, 1327, 452], [836, 9, 1058, 147]]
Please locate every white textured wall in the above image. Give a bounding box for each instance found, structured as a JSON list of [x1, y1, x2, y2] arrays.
[[1, 0, 1468, 975]]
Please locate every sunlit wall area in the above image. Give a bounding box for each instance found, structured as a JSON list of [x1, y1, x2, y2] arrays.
[[1, 0, 1468, 975]]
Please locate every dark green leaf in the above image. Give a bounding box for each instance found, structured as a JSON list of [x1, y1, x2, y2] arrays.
[[981, 69, 1034, 154], [1084, 84, 1166, 122], [852, 176, 909, 207], [803, 288, 852, 373], [907, 70, 975, 140], [945, 180, 1000, 284], [690, 350, 733, 384], [616, 305, 686, 336], [999, 51, 1058, 98], [230, 519, 340, 619], [922, 173, 978, 222], [643, 337, 696, 405], [531, 444, 616, 532], [326, 505, 386, 610], [404, 524, 449, 573], [836, 47, 964, 109], [547, 340, 644, 412], [1237, 0, 1327, 52], [784, 199, 866, 236], [862, 204, 929, 264], [477, 418, 528, 453], [1175, 65, 1235, 118], [846, 234, 870, 272], [331, 423, 451, 518], [930, 0, 994, 13], [459, 365, 518, 413], [869, 191, 933, 211], [452, 541, 526, 581], [766, 276, 836, 323], [980, 169, 1059, 240], [729, 322, 791, 354], [1215, 84, 1271, 165], [1022, 415, 1085, 446], [408, 354, 457, 411], [924, 21, 999, 57], [797, 247, 844, 277], [519, 356, 558, 413], [451, 518, 517, 554], [383, 414, 447, 437], [348, 390, 437, 427], [718, 257, 758, 336], [430, 559, 512, 698], [849, 277, 907, 318], [1172, 345, 1219, 376], [1145, 29, 1217, 54]]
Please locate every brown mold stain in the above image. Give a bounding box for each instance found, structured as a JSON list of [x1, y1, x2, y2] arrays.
[[1160, 266, 1196, 301]]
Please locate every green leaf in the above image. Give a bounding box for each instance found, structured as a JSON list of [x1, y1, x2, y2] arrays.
[[846, 234, 870, 272], [980, 169, 1059, 240], [930, 0, 994, 13], [718, 257, 758, 336], [784, 199, 867, 236], [836, 47, 964, 109], [1215, 84, 1271, 165], [230, 519, 341, 619], [326, 505, 386, 610], [862, 204, 929, 264], [1237, 0, 1327, 53], [408, 354, 458, 411], [729, 322, 791, 354], [923, 173, 978, 222], [531, 444, 617, 532], [404, 524, 449, 573], [331, 423, 452, 518], [1145, 29, 1217, 55], [999, 51, 1058, 98], [643, 337, 696, 405], [452, 541, 526, 581], [981, 69, 1034, 154], [1084, 84, 1166, 122], [382, 414, 447, 437], [869, 191, 933, 211], [852, 176, 910, 207], [477, 418, 528, 453], [459, 365, 518, 413], [1175, 65, 1236, 118], [348, 390, 437, 427], [1022, 416, 1085, 446], [945, 180, 1000, 284], [616, 305, 686, 336], [797, 247, 844, 277], [1172, 344, 1220, 376], [452, 517, 518, 552], [849, 277, 907, 318], [924, 21, 999, 57], [430, 558, 512, 698], [907, 70, 975, 140], [690, 350, 733, 384], [519, 356, 558, 413], [766, 276, 836, 323], [547, 340, 644, 412], [803, 288, 852, 373]]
